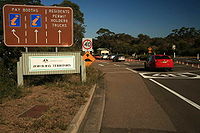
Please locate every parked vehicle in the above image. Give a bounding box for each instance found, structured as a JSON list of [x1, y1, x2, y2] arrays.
[[144, 55, 174, 70], [93, 55, 102, 60], [109, 55, 116, 60], [102, 54, 109, 60], [113, 54, 125, 62]]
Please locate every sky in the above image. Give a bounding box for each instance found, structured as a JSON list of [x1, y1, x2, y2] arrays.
[[41, 0, 200, 38]]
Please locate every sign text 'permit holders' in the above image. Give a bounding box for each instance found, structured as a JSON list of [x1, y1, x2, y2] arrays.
[[3, 4, 73, 47]]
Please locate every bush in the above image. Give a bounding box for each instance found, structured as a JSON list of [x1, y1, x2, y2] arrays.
[[0, 62, 23, 102], [86, 66, 104, 85], [137, 55, 148, 60]]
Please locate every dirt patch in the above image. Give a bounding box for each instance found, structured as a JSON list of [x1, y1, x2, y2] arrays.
[[0, 84, 91, 132], [19, 105, 49, 118]]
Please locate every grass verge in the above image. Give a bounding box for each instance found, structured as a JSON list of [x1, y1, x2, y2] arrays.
[[0, 66, 103, 132]]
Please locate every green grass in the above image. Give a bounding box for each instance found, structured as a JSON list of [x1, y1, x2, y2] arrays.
[[0, 65, 103, 103]]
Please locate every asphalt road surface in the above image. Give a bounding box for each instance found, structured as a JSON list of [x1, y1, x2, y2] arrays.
[[81, 60, 200, 133]]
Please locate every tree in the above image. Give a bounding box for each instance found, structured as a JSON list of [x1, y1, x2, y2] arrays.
[[56, 0, 85, 50], [94, 27, 200, 56], [96, 28, 115, 36], [167, 27, 200, 56]]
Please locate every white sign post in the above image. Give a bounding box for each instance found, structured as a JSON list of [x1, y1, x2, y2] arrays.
[[82, 38, 93, 52], [172, 45, 176, 58]]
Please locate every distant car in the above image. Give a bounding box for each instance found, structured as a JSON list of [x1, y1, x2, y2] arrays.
[[144, 54, 174, 71], [109, 55, 116, 60], [93, 55, 102, 60], [113, 55, 125, 62], [102, 54, 109, 60]]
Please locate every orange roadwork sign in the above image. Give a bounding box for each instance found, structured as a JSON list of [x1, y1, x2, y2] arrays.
[[82, 52, 96, 66], [148, 47, 153, 53], [3, 4, 73, 47]]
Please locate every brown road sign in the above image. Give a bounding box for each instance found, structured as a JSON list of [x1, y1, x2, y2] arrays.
[[3, 4, 73, 47]]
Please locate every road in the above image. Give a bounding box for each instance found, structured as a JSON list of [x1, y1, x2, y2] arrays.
[[80, 60, 200, 133]]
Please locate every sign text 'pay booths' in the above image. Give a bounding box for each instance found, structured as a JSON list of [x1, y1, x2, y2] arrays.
[[3, 4, 73, 47]]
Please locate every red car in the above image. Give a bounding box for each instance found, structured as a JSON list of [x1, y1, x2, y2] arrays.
[[144, 55, 174, 70]]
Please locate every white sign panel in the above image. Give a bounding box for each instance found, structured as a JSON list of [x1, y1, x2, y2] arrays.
[[172, 45, 176, 50], [82, 38, 93, 52], [29, 56, 75, 72]]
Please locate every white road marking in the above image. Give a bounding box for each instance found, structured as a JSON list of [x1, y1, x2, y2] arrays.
[[150, 79, 200, 111], [98, 64, 104, 66], [124, 62, 130, 65], [139, 72, 200, 79], [114, 64, 120, 67], [126, 68, 138, 73]]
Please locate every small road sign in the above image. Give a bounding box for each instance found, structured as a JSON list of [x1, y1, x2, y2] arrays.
[[82, 52, 95, 66], [82, 38, 93, 52], [148, 47, 153, 53], [9, 14, 21, 27], [172, 45, 176, 50], [30, 14, 42, 27], [3, 4, 73, 47]]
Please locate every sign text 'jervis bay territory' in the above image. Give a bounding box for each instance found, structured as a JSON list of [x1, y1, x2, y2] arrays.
[[29, 56, 75, 72], [3, 4, 73, 47]]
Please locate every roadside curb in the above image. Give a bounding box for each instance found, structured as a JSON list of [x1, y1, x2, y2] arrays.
[[97, 88, 105, 132], [65, 84, 96, 133]]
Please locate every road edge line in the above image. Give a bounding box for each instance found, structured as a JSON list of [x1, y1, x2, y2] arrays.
[[126, 68, 138, 73], [149, 79, 200, 111]]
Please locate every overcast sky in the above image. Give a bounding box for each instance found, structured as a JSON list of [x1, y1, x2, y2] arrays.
[[41, 0, 200, 38]]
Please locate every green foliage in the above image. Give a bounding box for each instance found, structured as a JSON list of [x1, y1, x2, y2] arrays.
[[0, 62, 23, 102], [55, 0, 85, 49], [94, 27, 200, 56], [86, 66, 104, 85], [96, 28, 115, 36]]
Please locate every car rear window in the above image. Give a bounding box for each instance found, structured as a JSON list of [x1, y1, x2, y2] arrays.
[[155, 56, 170, 59]]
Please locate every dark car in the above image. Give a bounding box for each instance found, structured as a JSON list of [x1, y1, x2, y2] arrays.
[[144, 54, 174, 71], [113, 54, 125, 62]]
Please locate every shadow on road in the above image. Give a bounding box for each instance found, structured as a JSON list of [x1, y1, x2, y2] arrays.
[[132, 67, 173, 73]]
